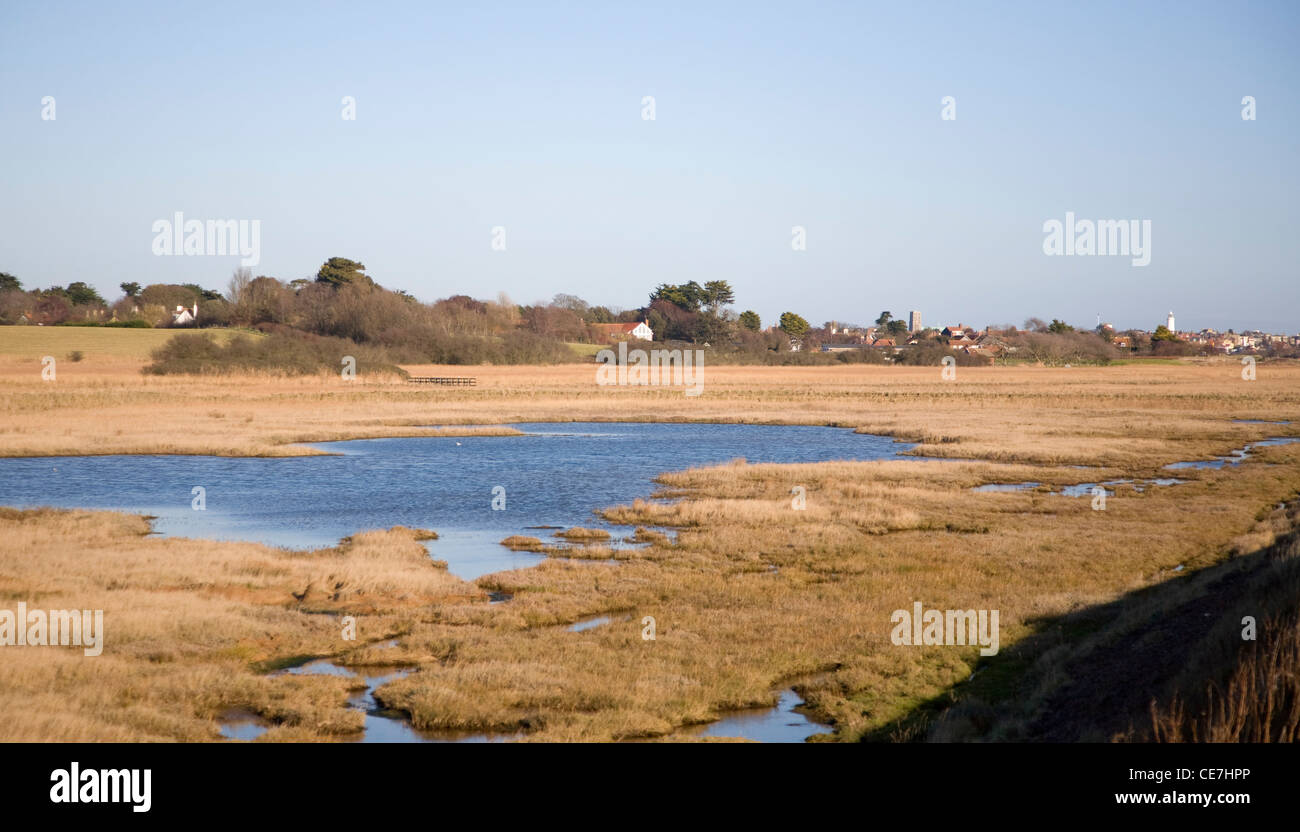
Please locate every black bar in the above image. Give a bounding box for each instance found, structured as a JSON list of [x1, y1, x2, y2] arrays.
[[0, 742, 1279, 819]]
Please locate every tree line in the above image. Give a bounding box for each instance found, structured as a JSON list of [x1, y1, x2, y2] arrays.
[[4, 265, 1288, 365]]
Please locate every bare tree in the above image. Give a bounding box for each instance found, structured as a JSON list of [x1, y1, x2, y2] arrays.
[[227, 267, 252, 306]]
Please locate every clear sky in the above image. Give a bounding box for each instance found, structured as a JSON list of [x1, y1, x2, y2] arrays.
[[2, 0, 1297, 332]]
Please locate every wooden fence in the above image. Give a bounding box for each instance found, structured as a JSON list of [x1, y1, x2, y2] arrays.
[[406, 376, 476, 386]]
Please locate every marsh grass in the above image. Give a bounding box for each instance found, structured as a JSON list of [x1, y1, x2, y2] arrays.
[[1, 357, 1298, 740], [0, 509, 479, 740]]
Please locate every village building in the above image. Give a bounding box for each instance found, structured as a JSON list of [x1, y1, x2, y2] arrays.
[[943, 324, 979, 346], [172, 303, 198, 326], [591, 320, 654, 342]]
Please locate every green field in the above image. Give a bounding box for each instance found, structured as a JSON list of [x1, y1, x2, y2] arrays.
[[0, 326, 259, 358], [564, 341, 604, 357]]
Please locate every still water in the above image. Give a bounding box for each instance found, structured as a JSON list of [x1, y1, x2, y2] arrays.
[[0, 422, 911, 580]]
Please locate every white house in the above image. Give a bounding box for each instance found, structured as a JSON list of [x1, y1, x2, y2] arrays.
[[172, 302, 198, 326]]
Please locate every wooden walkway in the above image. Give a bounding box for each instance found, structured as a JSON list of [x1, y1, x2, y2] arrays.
[[407, 376, 476, 386]]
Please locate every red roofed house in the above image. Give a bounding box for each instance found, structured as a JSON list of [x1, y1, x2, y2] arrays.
[[942, 324, 975, 343], [593, 320, 654, 342]]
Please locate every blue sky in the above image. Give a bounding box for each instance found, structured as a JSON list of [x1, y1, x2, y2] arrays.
[[1, 0, 1297, 332]]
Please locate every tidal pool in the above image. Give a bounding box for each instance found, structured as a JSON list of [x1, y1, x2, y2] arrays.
[[683, 688, 828, 743]]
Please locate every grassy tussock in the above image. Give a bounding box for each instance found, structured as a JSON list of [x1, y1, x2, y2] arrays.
[[555, 527, 611, 541], [500, 535, 545, 551]]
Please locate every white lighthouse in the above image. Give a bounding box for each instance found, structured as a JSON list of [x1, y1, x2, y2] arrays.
[[1166, 311, 1175, 333]]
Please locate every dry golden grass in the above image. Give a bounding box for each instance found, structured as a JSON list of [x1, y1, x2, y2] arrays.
[[0, 350, 1298, 741], [0, 508, 480, 740], [0, 355, 1293, 465]]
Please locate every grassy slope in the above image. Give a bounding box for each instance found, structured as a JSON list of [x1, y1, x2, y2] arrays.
[[917, 500, 1300, 742]]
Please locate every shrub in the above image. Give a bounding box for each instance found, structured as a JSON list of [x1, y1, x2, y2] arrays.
[[894, 341, 990, 367], [499, 330, 578, 364], [1008, 331, 1117, 366], [834, 347, 889, 364], [143, 331, 407, 377]]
